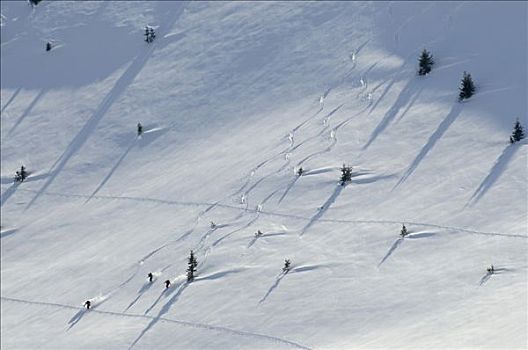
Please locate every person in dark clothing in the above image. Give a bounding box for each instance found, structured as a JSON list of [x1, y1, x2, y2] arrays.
[[46, 42, 52, 51], [148, 272, 153, 282], [84, 300, 91, 309], [164, 279, 171, 289], [137, 122, 143, 136]]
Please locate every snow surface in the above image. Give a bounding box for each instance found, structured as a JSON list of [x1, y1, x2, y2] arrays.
[[1, 1, 527, 349]]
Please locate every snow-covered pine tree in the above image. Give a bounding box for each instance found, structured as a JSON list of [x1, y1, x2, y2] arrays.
[[510, 119, 525, 143], [418, 49, 434, 76], [459, 71, 475, 101], [186, 250, 198, 282], [340, 164, 352, 185]]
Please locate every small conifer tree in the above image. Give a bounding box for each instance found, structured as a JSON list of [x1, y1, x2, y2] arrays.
[[283, 259, 291, 272], [459, 71, 475, 101], [187, 250, 198, 282], [400, 224, 408, 237], [340, 164, 352, 185], [14, 165, 28, 183], [418, 49, 434, 76], [510, 119, 525, 143], [144, 26, 156, 43]]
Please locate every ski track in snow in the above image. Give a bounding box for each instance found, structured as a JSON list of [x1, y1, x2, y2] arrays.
[[13, 189, 526, 239], [1, 296, 312, 350]]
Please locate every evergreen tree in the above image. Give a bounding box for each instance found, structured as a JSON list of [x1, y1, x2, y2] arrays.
[[187, 250, 198, 282], [340, 164, 352, 185], [510, 119, 525, 143], [144, 26, 156, 43], [283, 259, 291, 273], [418, 49, 434, 76], [14, 165, 28, 183], [400, 224, 408, 237], [459, 71, 475, 101]]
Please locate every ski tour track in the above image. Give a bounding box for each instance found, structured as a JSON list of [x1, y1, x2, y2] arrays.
[[2, 8, 526, 348], [0, 296, 312, 350]]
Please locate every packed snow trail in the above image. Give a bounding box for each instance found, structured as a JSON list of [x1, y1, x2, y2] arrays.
[[12, 189, 526, 239], [1, 297, 312, 350]]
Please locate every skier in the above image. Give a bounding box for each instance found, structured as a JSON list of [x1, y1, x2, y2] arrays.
[[283, 259, 291, 273], [255, 230, 263, 238], [46, 42, 51, 51], [137, 122, 143, 136], [164, 279, 171, 289], [487, 265, 495, 274], [210, 221, 216, 229], [148, 272, 153, 283], [297, 167, 304, 176], [84, 300, 91, 310]]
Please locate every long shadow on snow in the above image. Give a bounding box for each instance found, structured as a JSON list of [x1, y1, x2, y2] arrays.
[[378, 238, 404, 267], [478, 268, 510, 286], [67, 296, 111, 330], [26, 3, 188, 209], [0, 172, 50, 185], [131, 282, 189, 349], [300, 185, 344, 236], [124, 281, 156, 312], [467, 144, 519, 206], [393, 103, 463, 189], [0, 87, 21, 114], [0, 228, 18, 239], [2, 296, 312, 350], [1, 183, 19, 207], [363, 79, 422, 150], [7, 89, 47, 137], [258, 272, 287, 304], [86, 138, 136, 201], [247, 232, 286, 248]]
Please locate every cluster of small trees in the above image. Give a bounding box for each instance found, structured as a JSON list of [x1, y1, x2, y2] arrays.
[[145, 26, 156, 43], [14, 165, 28, 183], [419, 49, 524, 142], [418, 49, 475, 101]]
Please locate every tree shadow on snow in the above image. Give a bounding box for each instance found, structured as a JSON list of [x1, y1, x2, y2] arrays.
[[479, 267, 510, 286], [258, 272, 287, 305], [466, 144, 520, 206], [300, 185, 344, 236], [130, 282, 189, 349], [393, 103, 463, 190], [26, 2, 188, 210], [378, 238, 404, 267]]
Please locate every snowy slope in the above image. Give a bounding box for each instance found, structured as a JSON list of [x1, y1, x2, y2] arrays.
[[1, 1, 527, 349]]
